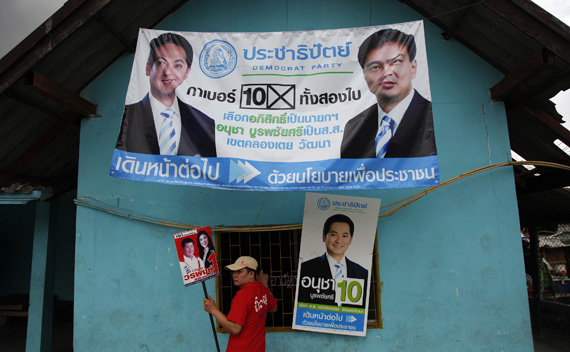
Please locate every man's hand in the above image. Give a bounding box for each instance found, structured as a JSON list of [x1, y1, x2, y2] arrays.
[[203, 295, 243, 335], [203, 295, 218, 314]]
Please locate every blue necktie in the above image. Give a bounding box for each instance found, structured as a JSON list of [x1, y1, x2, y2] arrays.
[[334, 262, 344, 280], [159, 108, 176, 155], [375, 115, 395, 158]]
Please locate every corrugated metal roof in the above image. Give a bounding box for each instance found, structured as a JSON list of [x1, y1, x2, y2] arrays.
[[0, 0, 568, 225]]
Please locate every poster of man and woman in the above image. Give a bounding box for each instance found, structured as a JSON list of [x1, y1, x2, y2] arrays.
[[174, 226, 219, 286]]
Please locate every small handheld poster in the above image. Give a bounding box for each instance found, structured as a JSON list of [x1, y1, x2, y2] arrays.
[[174, 226, 220, 286], [174, 226, 221, 352]]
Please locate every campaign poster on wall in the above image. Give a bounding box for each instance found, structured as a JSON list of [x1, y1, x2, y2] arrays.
[[110, 20, 438, 191], [174, 226, 219, 287], [292, 193, 381, 336]]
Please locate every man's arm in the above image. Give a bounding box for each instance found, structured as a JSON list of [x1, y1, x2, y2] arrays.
[[258, 270, 278, 313], [203, 296, 243, 335]]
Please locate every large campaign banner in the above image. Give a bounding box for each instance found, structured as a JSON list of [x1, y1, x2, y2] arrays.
[[110, 21, 438, 191], [292, 193, 381, 336], [174, 227, 219, 287]]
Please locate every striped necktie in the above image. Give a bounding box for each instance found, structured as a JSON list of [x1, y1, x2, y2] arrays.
[[334, 262, 344, 280], [159, 108, 176, 155], [375, 115, 395, 158]]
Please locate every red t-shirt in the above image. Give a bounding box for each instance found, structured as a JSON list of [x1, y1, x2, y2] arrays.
[[227, 281, 277, 352]]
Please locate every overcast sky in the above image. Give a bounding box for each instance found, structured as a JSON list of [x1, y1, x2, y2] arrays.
[[0, 0, 65, 58], [0, 0, 568, 128]]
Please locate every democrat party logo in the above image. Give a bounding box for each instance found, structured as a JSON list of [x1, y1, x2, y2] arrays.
[[331, 200, 368, 212], [199, 40, 237, 78], [316, 197, 331, 210]]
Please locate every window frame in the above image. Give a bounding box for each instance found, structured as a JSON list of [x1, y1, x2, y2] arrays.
[[214, 227, 382, 333]]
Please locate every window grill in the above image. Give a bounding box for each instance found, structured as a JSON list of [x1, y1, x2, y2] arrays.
[[215, 228, 382, 332]]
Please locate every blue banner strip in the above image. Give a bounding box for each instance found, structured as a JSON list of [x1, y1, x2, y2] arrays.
[[295, 306, 366, 332], [110, 149, 439, 191]]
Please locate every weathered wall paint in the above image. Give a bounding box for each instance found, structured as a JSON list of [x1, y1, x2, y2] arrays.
[[75, 0, 532, 350]]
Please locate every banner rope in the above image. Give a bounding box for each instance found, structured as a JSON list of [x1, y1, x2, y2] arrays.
[[74, 161, 569, 230], [378, 161, 570, 217]]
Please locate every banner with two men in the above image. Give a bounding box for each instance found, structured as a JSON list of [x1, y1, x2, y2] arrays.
[[110, 20, 439, 191]]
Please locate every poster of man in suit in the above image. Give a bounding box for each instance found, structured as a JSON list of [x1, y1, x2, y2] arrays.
[[115, 32, 216, 157], [341, 28, 437, 159], [293, 193, 381, 337]]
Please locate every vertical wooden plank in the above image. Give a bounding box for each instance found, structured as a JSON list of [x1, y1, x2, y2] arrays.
[[26, 201, 55, 352]]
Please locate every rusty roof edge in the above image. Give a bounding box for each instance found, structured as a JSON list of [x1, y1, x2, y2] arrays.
[[483, 0, 570, 65], [511, 0, 570, 40], [74, 0, 193, 93], [0, 0, 114, 96], [0, 0, 89, 76]]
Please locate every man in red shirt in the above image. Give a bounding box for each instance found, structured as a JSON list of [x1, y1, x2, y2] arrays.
[[204, 256, 277, 351]]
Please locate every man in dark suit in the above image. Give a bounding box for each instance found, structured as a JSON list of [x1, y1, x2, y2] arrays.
[[341, 28, 436, 158], [297, 214, 368, 308], [115, 33, 216, 157]]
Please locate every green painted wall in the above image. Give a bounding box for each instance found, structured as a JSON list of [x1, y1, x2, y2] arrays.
[[75, 0, 532, 350]]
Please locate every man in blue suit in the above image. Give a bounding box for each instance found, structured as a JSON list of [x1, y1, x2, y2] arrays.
[[297, 214, 368, 308], [341, 28, 436, 158], [115, 33, 216, 157]]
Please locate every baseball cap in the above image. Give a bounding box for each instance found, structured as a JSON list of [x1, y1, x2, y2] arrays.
[[225, 256, 258, 271]]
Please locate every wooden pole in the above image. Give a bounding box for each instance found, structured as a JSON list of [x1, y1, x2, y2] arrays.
[[202, 281, 221, 352]]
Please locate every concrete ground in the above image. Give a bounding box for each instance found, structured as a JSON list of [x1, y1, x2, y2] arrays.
[[1, 316, 569, 351], [0, 308, 73, 352], [533, 334, 570, 352]]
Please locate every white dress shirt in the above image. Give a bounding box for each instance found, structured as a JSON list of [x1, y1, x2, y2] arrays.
[[376, 88, 415, 137], [325, 252, 347, 280]]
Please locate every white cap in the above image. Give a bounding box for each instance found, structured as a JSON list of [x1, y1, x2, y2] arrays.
[[225, 256, 258, 271]]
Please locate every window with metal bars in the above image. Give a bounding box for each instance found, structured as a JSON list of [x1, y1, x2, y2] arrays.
[[214, 228, 382, 332]]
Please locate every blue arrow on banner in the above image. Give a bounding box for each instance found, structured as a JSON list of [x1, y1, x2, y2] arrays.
[[229, 160, 261, 183]]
